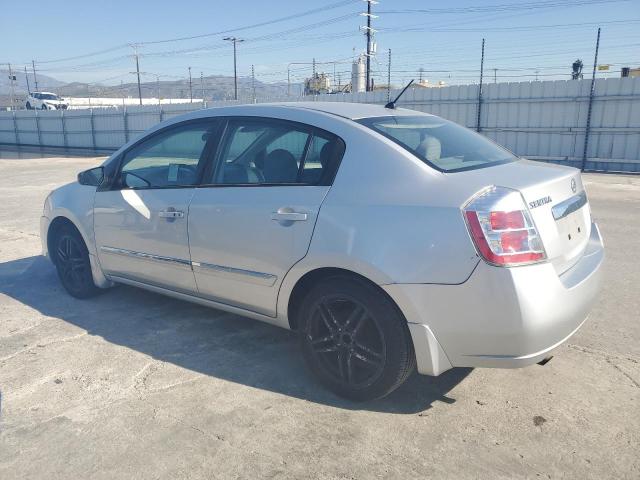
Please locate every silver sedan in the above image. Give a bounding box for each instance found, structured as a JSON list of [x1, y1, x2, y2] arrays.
[[40, 102, 604, 400]]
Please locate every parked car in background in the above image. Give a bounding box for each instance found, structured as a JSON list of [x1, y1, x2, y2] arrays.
[[40, 102, 604, 401], [25, 92, 68, 110]]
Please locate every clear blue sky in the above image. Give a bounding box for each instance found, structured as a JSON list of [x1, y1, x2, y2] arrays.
[[2, 0, 639, 88]]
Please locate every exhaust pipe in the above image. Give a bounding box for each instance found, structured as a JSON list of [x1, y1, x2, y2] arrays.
[[537, 356, 553, 366]]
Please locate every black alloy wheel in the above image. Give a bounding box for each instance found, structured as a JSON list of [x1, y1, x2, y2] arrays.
[[307, 295, 386, 389], [299, 276, 415, 401], [53, 226, 100, 299]]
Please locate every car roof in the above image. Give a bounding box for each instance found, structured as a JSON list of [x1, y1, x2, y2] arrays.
[[32, 91, 58, 95], [204, 102, 432, 120]]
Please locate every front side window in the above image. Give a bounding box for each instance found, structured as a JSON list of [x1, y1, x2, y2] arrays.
[[119, 121, 215, 188], [357, 115, 517, 172], [212, 118, 344, 185]]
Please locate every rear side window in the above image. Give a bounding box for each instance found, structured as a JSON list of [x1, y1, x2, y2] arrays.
[[212, 118, 345, 185], [357, 116, 516, 172]]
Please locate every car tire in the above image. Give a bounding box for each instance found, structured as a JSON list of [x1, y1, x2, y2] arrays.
[[26, 102, 31, 110], [52, 225, 101, 299], [41, 104, 47, 110], [298, 275, 416, 401]]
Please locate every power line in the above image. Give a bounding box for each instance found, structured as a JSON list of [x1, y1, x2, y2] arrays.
[[377, 0, 628, 15], [138, 0, 360, 45]]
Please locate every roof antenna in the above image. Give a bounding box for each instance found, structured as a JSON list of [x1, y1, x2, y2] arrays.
[[385, 79, 414, 109]]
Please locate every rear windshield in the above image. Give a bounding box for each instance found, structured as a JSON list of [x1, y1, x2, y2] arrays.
[[357, 115, 517, 172]]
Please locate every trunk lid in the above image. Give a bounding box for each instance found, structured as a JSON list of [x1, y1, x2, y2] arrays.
[[454, 159, 590, 274]]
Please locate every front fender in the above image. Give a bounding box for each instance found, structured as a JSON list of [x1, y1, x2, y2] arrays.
[[44, 182, 98, 255], [42, 182, 112, 288]]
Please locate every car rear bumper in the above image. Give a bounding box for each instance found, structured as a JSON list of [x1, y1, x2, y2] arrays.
[[384, 222, 604, 375]]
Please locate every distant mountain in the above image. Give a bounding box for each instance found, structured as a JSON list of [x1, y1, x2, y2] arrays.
[[0, 69, 65, 95], [56, 75, 293, 101], [0, 70, 296, 105]]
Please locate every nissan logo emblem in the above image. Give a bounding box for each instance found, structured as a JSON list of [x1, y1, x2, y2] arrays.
[[571, 178, 577, 193]]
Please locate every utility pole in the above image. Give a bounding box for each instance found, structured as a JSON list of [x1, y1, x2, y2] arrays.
[[32, 60, 39, 91], [131, 44, 143, 105], [362, 0, 378, 92], [493, 68, 497, 83], [200, 71, 205, 102], [24, 66, 31, 94], [387, 48, 391, 102], [582, 27, 601, 172], [476, 38, 485, 133], [156, 75, 160, 105], [7, 64, 16, 110], [251, 64, 256, 103], [287, 67, 291, 96], [223, 36, 244, 100], [188, 66, 193, 103]]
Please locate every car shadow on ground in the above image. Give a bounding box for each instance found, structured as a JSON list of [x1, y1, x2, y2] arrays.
[[0, 255, 471, 414]]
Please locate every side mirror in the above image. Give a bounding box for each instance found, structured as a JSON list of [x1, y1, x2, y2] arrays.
[[77, 166, 104, 186]]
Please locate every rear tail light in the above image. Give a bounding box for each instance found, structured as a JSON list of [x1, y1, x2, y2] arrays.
[[463, 186, 546, 266]]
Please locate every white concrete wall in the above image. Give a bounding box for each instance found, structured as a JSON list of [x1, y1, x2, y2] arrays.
[[1, 77, 639, 172]]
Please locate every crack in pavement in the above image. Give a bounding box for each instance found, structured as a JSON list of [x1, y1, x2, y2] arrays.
[[568, 343, 640, 388], [0, 332, 88, 364]]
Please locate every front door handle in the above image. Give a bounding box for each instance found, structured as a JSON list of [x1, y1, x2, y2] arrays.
[[271, 207, 308, 223], [159, 209, 185, 219]]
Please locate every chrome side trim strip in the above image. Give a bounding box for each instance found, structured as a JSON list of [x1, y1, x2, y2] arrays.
[[108, 275, 280, 322], [100, 246, 191, 267], [552, 191, 588, 221], [191, 261, 277, 287]]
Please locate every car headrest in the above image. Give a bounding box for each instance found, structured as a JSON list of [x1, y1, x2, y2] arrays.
[[264, 149, 298, 183], [319, 141, 335, 168], [416, 136, 441, 162]]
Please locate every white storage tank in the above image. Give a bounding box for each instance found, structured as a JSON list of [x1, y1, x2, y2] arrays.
[[352, 56, 366, 93]]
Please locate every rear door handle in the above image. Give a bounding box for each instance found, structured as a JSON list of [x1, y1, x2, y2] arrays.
[[159, 209, 185, 219], [271, 208, 308, 222]]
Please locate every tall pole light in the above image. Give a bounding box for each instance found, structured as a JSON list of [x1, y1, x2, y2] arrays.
[[31, 60, 39, 91], [223, 37, 244, 101], [581, 27, 601, 172], [131, 44, 143, 105], [7, 64, 16, 110], [188, 67, 193, 103], [24, 66, 31, 94]]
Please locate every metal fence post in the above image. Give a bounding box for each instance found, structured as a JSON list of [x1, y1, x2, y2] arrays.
[[89, 108, 97, 150], [159, 106, 164, 123], [476, 38, 485, 133], [581, 27, 601, 172], [61, 110, 68, 148], [12, 111, 19, 145], [35, 109, 42, 146], [123, 107, 129, 143]]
